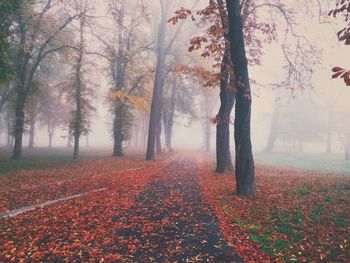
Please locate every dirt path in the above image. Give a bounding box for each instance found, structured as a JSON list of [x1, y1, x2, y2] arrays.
[[111, 157, 242, 262]]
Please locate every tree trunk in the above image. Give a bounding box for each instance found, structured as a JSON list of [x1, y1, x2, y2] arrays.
[[73, 13, 85, 159], [12, 87, 26, 160], [6, 108, 12, 148], [156, 115, 163, 154], [226, 0, 255, 196], [48, 127, 53, 148], [264, 104, 281, 153], [113, 103, 124, 156], [215, 0, 235, 173], [28, 115, 36, 149], [146, 5, 168, 161], [215, 53, 235, 173]]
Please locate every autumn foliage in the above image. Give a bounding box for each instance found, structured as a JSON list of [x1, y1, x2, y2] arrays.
[[332, 66, 350, 86]]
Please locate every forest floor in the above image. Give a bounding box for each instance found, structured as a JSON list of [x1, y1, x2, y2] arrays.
[[0, 150, 349, 262]]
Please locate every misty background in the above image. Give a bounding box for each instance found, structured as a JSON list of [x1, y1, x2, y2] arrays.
[[1, 0, 349, 157]]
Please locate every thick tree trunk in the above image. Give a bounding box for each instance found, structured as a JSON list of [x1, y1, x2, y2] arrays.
[[28, 115, 36, 149], [215, 0, 235, 173], [146, 6, 168, 161], [146, 60, 165, 160], [48, 127, 53, 148], [216, 53, 235, 173], [6, 112, 12, 148], [113, 103, 124, 156], [226, 0, 255, 196], [264, 105, 281, 153], [12, 87, 25, 160], [73, 14, 85, 159], [146, 54, 165, 160], [73, 132, 80, 158], [156, 115, 162, 154]]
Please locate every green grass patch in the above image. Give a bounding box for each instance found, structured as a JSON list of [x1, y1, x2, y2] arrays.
[[310, 204, 326, 224], [295, 183, 312, 197], [255, 152, 350, 175], [0, 156, 76, 174], [333, 215, 347, 228]]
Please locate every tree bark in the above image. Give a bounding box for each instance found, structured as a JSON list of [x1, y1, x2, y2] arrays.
[[146, 16, 166, 161], [226, 0, 255, 196], [28, 116, 35, 149], [264, 104, 281, 153], [215, 53, 235, 173], [156, 115, 163, 154], [12, 86, 25, 160], [73, 12, 85, 159], [113, 103, 124, 156], [6, 109, 12, 148], [48, 125, 54, 148], [216, 0, 235, 173]]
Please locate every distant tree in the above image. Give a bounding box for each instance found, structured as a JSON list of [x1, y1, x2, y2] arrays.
[[25, 81, 40, 148], [37, 85, 66, 148], [146, 0, 199, 161], [200, 88, 216, 153], [8, 0, 83, 159], [94, 0, 151, 157], [67, 0, 96, 158]]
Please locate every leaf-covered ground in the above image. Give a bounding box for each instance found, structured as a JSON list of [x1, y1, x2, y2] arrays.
[[198, 159, 350, 262], [0, 153, 349, 262], [0, 155, 241, 261], [0, 157, 150, 213]]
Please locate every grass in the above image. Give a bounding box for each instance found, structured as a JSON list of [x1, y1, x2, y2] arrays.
[[199, 158, 350, 262], [0, 147, 110, 174], [255, 152, 350, 175]]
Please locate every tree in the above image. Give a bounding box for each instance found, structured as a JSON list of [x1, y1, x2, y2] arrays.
[[170, 0, 275, 174], [37, 84, 66, 148], [94, 0, 151, 157], [226, 0, 255, 196], [146, 0, 199, 160], [9, 0, 82, 159]]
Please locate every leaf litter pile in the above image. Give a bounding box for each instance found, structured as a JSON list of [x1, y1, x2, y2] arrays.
[[0, 154, 349, 262]]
